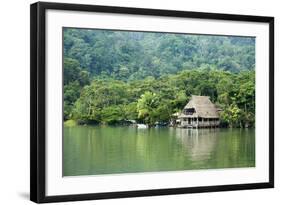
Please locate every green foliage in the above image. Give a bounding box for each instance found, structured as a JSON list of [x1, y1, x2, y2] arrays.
[[101, 105, 124, 125], [64, 119, 77, 127], [137, 92, 159, 126], [68, 69, 255, 128], [64, 28, 255, 81], [63, 58, 90, 119], [123, 102, 138, 120], [220, 104, 241, 127], [63, 29, 255, 127]]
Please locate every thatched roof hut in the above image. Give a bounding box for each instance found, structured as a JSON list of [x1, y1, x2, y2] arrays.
[[177, 95, 220, 128], [180, 95, 219, 118]]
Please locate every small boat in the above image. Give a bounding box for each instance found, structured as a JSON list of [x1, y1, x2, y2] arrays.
[[137, 124, 148, 129]]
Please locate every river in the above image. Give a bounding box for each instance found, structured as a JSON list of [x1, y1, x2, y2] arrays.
[[63, 126, 255, 176]]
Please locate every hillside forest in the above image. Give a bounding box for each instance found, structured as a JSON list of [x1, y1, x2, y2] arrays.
[[63, 28, 255, 128]]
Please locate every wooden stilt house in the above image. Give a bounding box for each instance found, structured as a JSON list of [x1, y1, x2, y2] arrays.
[[177, 95, 220, 128]]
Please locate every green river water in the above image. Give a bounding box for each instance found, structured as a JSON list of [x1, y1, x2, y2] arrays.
[[63, 126, 255, 176]]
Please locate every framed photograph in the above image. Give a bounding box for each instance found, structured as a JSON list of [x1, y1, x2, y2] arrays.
[[30, 1, 274, 203]]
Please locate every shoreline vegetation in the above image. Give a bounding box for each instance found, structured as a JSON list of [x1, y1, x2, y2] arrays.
[[63, 29, 255, 128], [64, 69, 255, 128]]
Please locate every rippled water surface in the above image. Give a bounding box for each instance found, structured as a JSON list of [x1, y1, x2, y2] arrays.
[[63, 126, 255, 176]]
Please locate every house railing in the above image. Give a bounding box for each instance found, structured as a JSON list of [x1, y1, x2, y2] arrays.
[[181, 119, 219, 127]]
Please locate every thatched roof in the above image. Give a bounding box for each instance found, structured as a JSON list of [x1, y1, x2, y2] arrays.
[[179, 95, 219, 118]]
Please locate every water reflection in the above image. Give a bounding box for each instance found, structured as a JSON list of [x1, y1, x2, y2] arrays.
[[63, 126, 255, 176], [174, 128, 218, 162]]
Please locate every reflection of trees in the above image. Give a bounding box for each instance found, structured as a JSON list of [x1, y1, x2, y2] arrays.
[[64, 126, 255, 176], [211, 129, 255, 168], [175, 128, 219, 162], [135, 128, 174, 171], [134, 128, 194, 171]]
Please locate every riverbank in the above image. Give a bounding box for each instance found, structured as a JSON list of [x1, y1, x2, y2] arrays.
[[64, 119, 254, 129]]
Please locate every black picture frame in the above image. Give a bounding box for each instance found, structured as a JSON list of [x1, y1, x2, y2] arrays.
[[30, 1, 274, 203]]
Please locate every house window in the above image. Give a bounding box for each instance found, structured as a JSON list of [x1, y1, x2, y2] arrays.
[[184, 108, 195, 115]]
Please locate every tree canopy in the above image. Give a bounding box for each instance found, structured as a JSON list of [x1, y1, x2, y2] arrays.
[[68, 69, 255, 128], [63, 28, 255, 128], [64, 28, 255, 80]]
